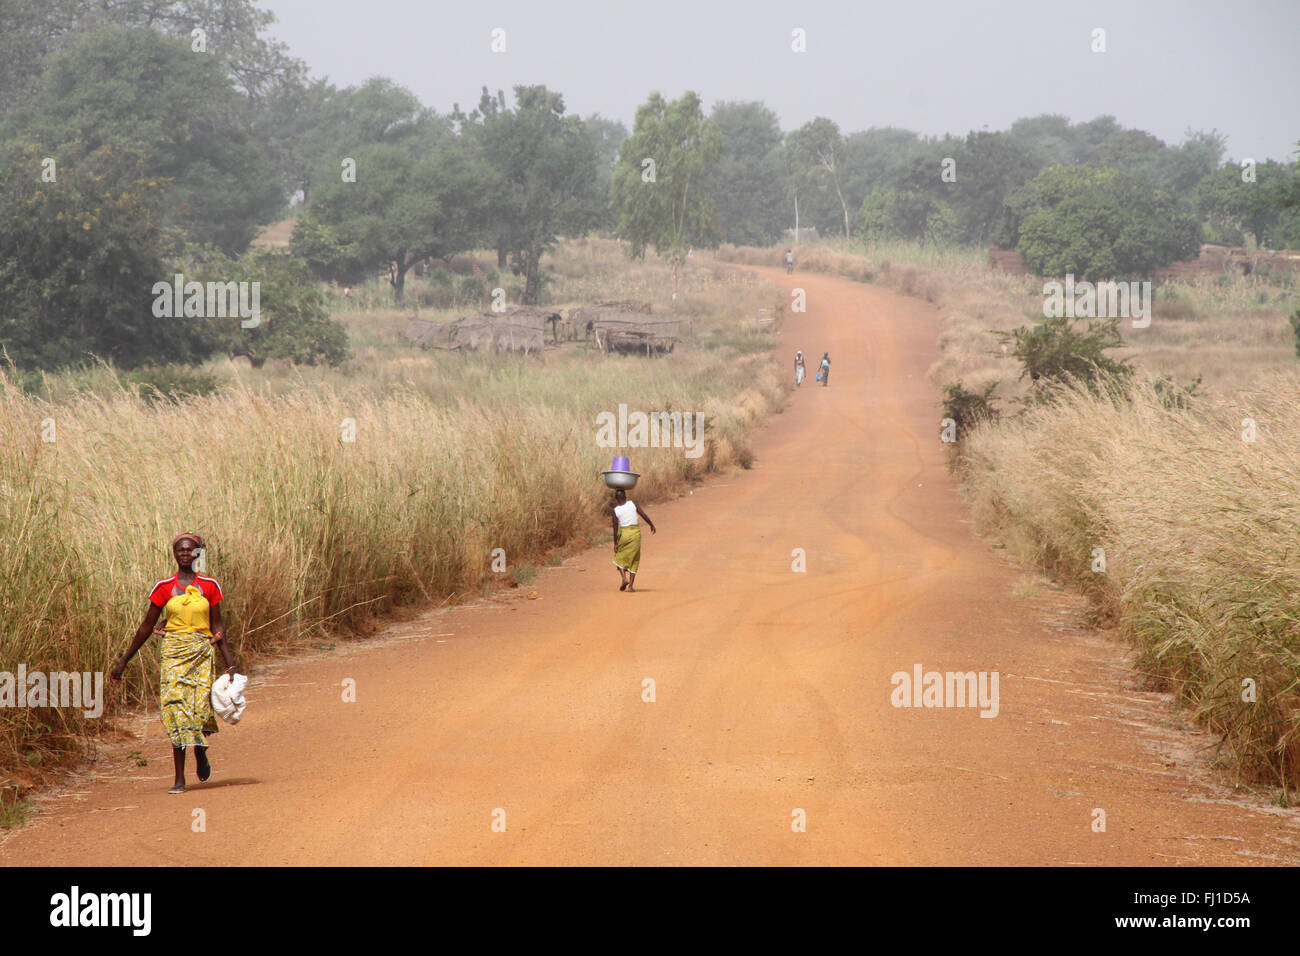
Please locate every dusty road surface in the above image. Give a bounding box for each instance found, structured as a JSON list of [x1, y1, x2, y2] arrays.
[[5, 268, 1298, 866]]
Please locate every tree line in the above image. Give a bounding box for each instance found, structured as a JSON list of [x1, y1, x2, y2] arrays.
[[1, 0, 1297, 372]]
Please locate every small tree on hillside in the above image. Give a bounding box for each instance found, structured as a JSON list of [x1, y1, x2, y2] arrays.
[[457, 85, 601, 305], [193, 250, 349, 367], [994, 314, 1132, 399], [1196, 160, 1291, 247], [611, 90, 722, 299], [941, 380, 1000, 438], [291, 129, 481, 305]]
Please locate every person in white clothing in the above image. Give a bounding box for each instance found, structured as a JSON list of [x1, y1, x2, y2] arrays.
[[611, 488, 657, 592]]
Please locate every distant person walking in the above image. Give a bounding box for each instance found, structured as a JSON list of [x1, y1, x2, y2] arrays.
[[111, 533, 236, 793], [820, 352, 831, 387], [795, 350, 806, 387], [612, 488, 657, 592], [785, 249, 794, 274]]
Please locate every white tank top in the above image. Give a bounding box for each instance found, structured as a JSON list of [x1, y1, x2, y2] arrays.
[[614, 501, 638, 527]]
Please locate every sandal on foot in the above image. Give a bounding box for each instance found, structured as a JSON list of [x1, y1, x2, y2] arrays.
[[168, 785, 186, 794]]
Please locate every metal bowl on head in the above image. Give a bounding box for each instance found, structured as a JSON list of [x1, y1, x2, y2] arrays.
[[602, 470, 639, 490]]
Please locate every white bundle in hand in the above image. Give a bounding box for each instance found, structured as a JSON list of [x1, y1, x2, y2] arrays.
[[211, 673, 249, 724]]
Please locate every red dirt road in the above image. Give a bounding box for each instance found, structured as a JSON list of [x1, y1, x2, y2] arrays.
[[4, 269, 1297, 865]]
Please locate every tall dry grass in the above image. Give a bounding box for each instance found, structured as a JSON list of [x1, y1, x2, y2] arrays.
[[722, 238, 1300, 788], [0, 243, 787, 797], [0, 357, 782, 778], [961, 373, 1300, 790]]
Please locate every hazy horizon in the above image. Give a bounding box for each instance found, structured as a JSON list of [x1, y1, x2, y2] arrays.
[[260, 0, 1299, 161]]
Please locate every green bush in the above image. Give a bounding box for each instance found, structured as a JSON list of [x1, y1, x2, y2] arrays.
[[994, 314, 1132, 398], [1007, 166, 1200, 279], [124, 365, 223, 402], [1150, 373, 1201, 410], [193, 250, 350, 367], [941, 380, 1000, 438], [414, 271, 491, 310]]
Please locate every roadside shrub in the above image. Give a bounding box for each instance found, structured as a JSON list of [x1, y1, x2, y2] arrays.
[[124, 366, 223, 402], [994, 314, 1131, 398], [941, 380, 1000, 440]]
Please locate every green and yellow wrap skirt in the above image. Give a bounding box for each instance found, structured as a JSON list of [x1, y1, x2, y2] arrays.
[[614, 525, 642, 573], [160, 631, 218, 749]]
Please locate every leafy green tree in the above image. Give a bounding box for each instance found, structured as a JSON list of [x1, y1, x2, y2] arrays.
[[1157, 129, 1226, 201], [457, 86, 601, 303], [856, 185, 956, 243], [15, 26, 283, 254], [612, 91, 723, 296], [1007, 114, 1080, 168], [0, 140, 210, 370], [292, 126, 481, 304], [1008, 166, 1200, 278], [941, 381, 1000, 437], [1260, 152, 1300, 248], [261, 77, 435, 206], [286, 219, 371, 287], [1069, 115, 1125, 164], [946, 130, 1039, 243], [1094, 128, 1166, 182], [1197, 159, 1296, 247], [839, 127, 924, 216], [0, 0, 81, 120], [578, 114, 628, 233], [193, 251, 349, 366], [0, 0, 304, 113], [256, 76, 336, 204], [704, 101, 787, 246], [453, 88, 512, 267], [787, 118, 853, 239]]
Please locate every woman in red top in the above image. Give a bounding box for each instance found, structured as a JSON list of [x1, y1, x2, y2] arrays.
[[112, 533, 236, 793]]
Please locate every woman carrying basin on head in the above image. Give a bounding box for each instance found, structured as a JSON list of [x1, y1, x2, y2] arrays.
[[612, 488, 656, 592]]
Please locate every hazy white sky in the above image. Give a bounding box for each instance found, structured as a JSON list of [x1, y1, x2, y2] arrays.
[[260, 0, 1299, 161]]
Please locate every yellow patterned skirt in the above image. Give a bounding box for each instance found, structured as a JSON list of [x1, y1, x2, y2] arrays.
[[160, 631, 218, 748], [614, 524, 642, 573]]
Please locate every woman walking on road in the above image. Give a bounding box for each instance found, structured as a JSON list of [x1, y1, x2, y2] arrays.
[[820, 352, 831, 387], [612, 488, 657, 592], [112, 533, 236, 793], [795, 350, 806, 387]]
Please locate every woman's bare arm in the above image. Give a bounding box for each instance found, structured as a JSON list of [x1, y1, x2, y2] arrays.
[[112, 604, 162, 681], [635, 505, 657, 534], [208, 603, 236, 675]]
